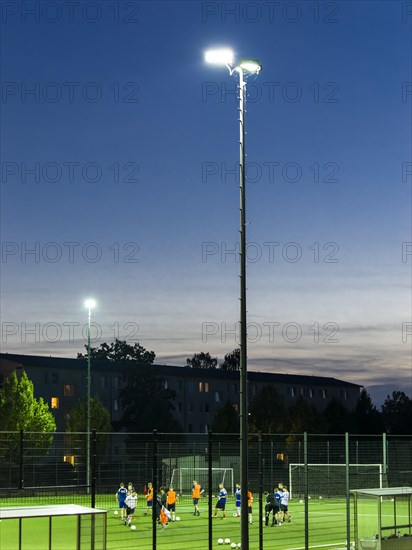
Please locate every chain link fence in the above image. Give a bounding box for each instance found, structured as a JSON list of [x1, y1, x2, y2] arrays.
[[0, 431, 411, 549]]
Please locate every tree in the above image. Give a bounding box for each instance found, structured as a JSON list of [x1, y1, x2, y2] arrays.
[[0, 371, 56, 460], [287, 396, 325, 435], [78, 339, 181, 432], [322, 398, 356, 433], [211, 401, 239, 433], [66, 396, 111, 433], [78, 338, 156, 364], [249, 386, 286, 433], [66, 397, 112, 460], [219, 348, 240, 371], [186, 352, 218, 369], [382, 391, 412, 434], [353, 389, 383, 434], [118, 368, 183, 432]]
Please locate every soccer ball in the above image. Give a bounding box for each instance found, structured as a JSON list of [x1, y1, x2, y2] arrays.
[[114, 510, 118, 515], [233, 512, 238, 517], [130, 525, 136, 531], [237, 544, 241, 549], [231, 544, 237, 549], [225, 539, 231, 545], [319, 496, 323, 500], [217, 539, 224, 545], [299, 500, 303, 504], [175, 516, 181, 522]]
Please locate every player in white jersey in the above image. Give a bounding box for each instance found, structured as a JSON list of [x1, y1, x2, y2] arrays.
[[279, 486, 291, 523]]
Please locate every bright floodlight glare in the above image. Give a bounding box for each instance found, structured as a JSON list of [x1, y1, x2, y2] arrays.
[[238, 59, 261, 73], [205, 48, 234, 65], [85, 299, 96, 310]]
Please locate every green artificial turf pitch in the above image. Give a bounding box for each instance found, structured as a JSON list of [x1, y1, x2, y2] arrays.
[[1, 495, 410, 549]]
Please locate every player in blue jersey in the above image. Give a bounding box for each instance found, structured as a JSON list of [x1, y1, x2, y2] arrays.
[[234, 483, 241, 517], [115, 482, 128, 522], [273, 485, 283, 526], [213, 483, 228, 519]]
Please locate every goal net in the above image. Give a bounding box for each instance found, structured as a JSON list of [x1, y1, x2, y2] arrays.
[[289, 463, 385, 499], [170, 468, 234, 496]]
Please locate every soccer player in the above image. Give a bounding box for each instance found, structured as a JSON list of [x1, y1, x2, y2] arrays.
[[273, 485, 283, 526], [213, 483, 228, 519], [144, 482, 154, 516], [192, 480, 204, 516], [247, 489, 253, 524], [234, 483, 241, 517], [167, 486, 178, 522], [280, 485, 291, 523], [125, 491, 138, 527], [115, 482, 128, 522], [264, 491, 275, 526]]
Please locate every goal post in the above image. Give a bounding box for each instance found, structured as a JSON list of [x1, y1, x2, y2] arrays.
[[289, 463, 384, 499], [170, 467, 234, 496]]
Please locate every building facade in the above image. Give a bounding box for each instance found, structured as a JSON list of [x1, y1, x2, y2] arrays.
[[0, 352, 361, 433]]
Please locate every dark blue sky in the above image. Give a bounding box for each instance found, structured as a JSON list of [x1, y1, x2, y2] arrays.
[[1, 0, 411, 404]]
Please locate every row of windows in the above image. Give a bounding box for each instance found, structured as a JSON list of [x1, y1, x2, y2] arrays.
[[45, 374, 120, 390], [288, 387, 348, 400]]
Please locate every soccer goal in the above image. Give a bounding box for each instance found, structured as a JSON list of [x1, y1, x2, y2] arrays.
[[170, 467, 234, 496], [289, 463, 385, 499]]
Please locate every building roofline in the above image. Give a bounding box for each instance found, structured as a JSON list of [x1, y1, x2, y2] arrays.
[[0, 352, 362, 388]]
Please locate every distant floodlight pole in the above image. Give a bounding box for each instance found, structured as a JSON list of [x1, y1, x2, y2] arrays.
[[205, 48, 261, 550], [84, 298, 96, 491]]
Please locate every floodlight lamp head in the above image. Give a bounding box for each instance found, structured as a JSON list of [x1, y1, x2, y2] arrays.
[[204, 48, 235, 66], [238, 58, 262, 74], [85, 299, 96, 310]]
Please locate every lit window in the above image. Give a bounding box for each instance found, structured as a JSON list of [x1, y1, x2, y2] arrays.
[[276, 453, 285, 461], [205, 382, 209, 393], [199, 382, 203, 392], [63, 384, 74, 397], [51, 397, 59, 409], [309, 388, 313, 398], [215, 391, 221, 403], [63, 455, 75, 466], [232, 403, 239, 412]]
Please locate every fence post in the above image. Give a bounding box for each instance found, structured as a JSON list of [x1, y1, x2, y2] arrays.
[[152, 429, 158, 550], [19, 429, 24, 489], [259, 433, 263, 550], [208, 430, 213, 550], [304, 432, 308, 550], [91, 429, 97, 508], [345, 432, 351, 550]]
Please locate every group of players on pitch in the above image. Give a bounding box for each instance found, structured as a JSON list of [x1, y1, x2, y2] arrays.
[[115, 479, 291, 530], [115, 481, 178, 529], [263, 483, 292, 527]]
